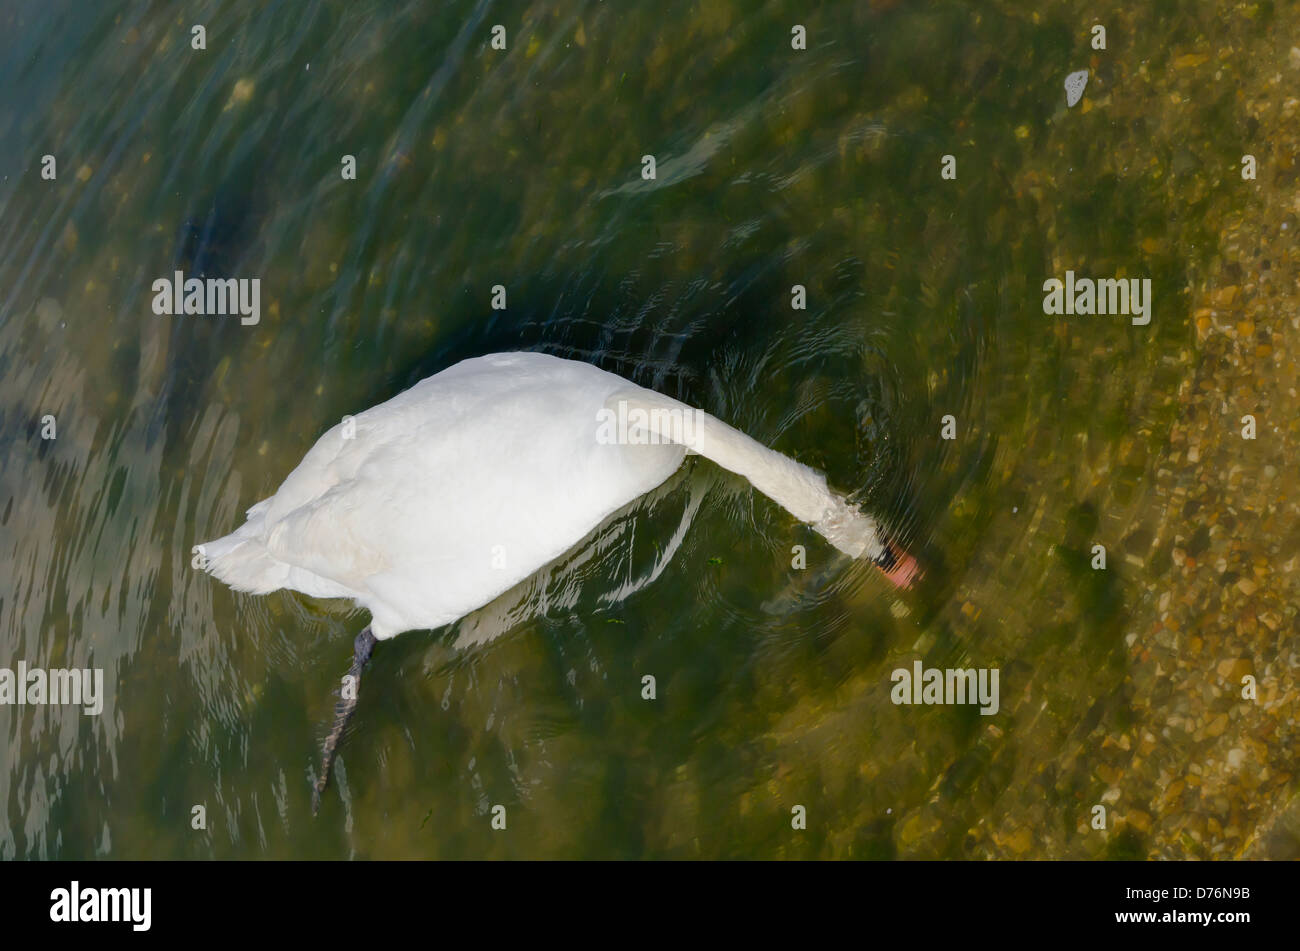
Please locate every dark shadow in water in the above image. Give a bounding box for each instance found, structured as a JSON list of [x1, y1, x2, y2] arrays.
[[146, 175, 267, 452]]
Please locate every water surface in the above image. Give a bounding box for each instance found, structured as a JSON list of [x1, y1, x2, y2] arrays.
[[0, 0, 1283, 858]]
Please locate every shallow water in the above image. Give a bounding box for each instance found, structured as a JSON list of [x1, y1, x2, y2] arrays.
[[0, 0, 1284, 858]]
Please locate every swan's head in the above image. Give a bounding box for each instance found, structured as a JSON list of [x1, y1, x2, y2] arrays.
[[873, 541, 922, 589], [812, 498, 921, 589]]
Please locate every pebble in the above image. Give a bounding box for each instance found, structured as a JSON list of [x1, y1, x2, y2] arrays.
[[1064, 70, 1088, 107]]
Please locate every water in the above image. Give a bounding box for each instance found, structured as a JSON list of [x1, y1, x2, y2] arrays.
[[0, 0, 1287, 858]]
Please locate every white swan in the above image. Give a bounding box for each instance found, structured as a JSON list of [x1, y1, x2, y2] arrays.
[[199, 351, 919, 808]]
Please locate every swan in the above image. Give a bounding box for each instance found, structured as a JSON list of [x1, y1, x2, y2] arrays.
[[199, 351, 919, 810]]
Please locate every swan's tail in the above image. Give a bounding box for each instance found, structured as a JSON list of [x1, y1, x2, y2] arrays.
[[197, 500, 289, 594]]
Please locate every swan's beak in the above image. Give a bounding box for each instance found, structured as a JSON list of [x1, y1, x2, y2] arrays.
[[877, 545, 922, 588]]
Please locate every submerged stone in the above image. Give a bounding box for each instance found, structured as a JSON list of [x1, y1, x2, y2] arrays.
[[1065, 69, 1088, 107]]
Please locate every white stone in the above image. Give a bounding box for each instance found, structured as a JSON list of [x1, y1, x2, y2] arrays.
[[1065, 70, 1089, 107]]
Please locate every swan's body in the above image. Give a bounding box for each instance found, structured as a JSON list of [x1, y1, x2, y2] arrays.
[[202, 351, 912, 635], [199, 351, 918, 808], [203, 352, 687, 637]]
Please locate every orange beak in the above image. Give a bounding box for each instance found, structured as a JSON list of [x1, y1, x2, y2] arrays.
[[879, 546, 922, 588]]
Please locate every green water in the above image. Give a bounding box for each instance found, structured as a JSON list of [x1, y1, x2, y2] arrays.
[[0, 0, 1276, 858]]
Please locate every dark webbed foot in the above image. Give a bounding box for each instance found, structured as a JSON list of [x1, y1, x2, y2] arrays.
[[312, 626, 378, 814]]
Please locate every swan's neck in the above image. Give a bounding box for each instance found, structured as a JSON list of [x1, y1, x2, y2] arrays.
[[607, 392, 886, 560]]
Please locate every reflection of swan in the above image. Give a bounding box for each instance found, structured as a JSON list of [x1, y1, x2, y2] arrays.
[[199, 351, 919, 809]]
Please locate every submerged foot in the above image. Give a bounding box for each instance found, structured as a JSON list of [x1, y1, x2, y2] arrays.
[[312, 626, 378, 814]]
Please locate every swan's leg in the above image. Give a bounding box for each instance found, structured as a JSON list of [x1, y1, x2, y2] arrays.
[[312, 626, 378, 814]]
